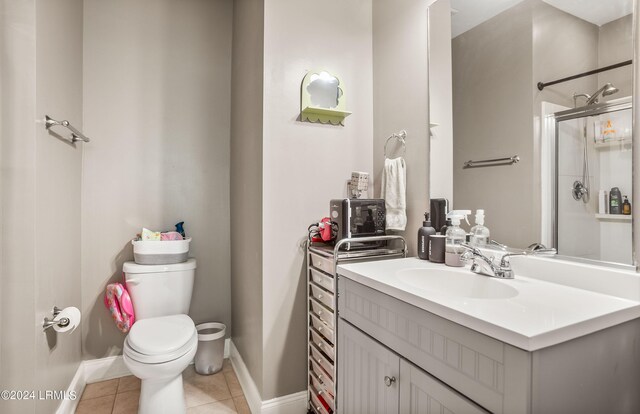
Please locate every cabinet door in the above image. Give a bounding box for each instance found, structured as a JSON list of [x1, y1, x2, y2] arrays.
[[337, 319, 400, 414], [399, 359, 488, 414]]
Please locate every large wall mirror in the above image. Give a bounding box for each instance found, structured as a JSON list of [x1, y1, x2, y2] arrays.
[[429, 0, 638, 268]]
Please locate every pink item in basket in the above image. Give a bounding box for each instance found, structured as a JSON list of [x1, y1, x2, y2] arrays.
[[104, 282, 135, 333], [161, 231, 183, 241]]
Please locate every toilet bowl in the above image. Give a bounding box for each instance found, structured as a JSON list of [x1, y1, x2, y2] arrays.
[[123, 314, 197, 414], [121, 259, 198, 414]]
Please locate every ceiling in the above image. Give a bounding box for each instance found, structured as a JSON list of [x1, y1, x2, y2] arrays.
[[450, 0, 633, 38]]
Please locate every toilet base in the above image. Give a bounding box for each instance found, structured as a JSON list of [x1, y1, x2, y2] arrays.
[[139, 374, 186, 414]]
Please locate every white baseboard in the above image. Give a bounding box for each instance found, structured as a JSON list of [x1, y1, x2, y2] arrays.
[[261, 391, 307, 414], [56, 338, 231, 414], [55, 361, 85, 414], [229, 340, 308, 414], [83, 355, 131, 383], [229, 340, 263, 414]]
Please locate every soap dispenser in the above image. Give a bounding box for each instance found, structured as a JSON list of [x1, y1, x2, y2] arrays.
[[418, 212, 436, 260], [469, 209, 490, 247]]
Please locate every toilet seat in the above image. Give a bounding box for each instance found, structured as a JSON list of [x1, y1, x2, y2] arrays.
[[124, 314, 197, 364]]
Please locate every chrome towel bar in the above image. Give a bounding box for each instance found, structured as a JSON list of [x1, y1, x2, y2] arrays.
[[463, 155, 519, 169], [45, 115, 91, 143]]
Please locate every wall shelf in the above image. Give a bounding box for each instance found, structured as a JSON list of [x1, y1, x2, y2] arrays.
[[594, 137, 631, 149], [301, 106, 352, 125], [595, 213, 632, 221]]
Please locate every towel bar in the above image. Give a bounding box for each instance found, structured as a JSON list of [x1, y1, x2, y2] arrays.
[[45, 115, 91, 143], [463, 155, 519, 168]]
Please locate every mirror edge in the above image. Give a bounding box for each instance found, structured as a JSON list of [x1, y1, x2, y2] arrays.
[[633, 0, 640, 271]]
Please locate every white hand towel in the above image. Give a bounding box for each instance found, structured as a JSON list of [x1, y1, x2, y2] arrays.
[[381, 157, 407, 231]]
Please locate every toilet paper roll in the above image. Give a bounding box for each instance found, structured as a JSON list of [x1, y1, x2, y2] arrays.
[[53, 307, 81, 333]]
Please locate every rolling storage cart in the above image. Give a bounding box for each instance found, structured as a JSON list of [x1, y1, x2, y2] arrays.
[[307, 236, 407, 414]]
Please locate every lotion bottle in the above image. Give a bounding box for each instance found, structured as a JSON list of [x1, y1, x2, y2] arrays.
[[418, 212, 436, 260]]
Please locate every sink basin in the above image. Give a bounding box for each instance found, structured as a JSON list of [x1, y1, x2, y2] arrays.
[[395, 268, 519, 299]]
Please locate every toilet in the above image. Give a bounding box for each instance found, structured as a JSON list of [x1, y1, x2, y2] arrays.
[[122, 259, 197, 414]]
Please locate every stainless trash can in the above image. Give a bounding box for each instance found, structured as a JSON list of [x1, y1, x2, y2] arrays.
[[194, 322, 226, 375]]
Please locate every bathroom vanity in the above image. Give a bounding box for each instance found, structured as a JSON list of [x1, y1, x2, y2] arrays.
[[336, 258, 640, 414]]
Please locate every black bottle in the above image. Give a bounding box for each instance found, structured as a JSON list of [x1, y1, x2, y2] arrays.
[[610, 187, 622, 214], [440, 218, 452, 236], [418, 213, 436, 260]]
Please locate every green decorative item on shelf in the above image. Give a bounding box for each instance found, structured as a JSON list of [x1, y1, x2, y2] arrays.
[[300, 69, 351, 125]]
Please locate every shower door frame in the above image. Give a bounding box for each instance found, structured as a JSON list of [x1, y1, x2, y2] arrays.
[[552, 99, 634, 270]]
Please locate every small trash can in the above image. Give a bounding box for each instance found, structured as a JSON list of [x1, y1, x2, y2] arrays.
[[194, 322, 226, 375]]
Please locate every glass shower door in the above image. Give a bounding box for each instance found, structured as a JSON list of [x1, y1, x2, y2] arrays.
[[555, 99, 633, 265]]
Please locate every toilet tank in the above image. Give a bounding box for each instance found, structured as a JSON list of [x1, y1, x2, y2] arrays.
[[123, 259, 196, 320]]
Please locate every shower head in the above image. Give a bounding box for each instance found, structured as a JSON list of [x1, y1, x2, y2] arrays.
[[602, 83, 619, 97], [585, 83, 618, 105]]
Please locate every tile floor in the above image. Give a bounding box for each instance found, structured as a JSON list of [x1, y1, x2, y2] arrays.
[[75, 359, 250, 414]]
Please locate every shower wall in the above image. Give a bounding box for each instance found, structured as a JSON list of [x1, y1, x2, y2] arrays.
[[556, 118, 600, 260]]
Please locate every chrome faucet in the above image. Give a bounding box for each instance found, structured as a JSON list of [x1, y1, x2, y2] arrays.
[[460, 243, 556, 279]]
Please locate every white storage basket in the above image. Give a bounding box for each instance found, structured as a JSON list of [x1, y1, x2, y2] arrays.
[[131, 237, 191, 265]]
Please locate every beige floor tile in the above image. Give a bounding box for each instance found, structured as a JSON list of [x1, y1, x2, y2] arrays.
[[222, 359, 233, 373], [223, 370, 243, 398], [112, 389, 140, 414], [81, 379, 119, 400], [187, 398, 237, 414], [233, 396, 251, 414], [75, 394, 115, 414], [183, 366, 232, 407], [117, 375, 141, 393]]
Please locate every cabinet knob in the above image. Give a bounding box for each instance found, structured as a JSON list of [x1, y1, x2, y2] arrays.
[[318, 294, 323, 299], [317, 342, 323, 348], [317, 310, 322, 315], [384, 376, 396, 387]]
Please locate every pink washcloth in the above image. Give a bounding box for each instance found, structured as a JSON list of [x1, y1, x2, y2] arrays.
[[161, 231, 183, 241]]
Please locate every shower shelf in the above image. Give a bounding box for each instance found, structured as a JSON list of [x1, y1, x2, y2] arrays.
[[595, 214, 632, 222], [594, 137, 632, 149]]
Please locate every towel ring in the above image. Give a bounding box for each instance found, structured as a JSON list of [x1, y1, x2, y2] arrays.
[[384, 130, 407, 159]]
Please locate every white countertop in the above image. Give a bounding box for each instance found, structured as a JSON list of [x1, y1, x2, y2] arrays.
[[337, 257, 640, 351]]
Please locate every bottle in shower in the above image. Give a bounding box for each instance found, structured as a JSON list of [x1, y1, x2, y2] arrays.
[[623, 196, 631, 215], [610, 187, 622, 214]]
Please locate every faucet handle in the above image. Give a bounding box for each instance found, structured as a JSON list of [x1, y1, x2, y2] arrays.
[[490, 240, 508, 250]]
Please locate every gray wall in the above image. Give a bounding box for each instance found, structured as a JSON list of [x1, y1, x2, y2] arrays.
[[230, 0, 265, 396], [452, 0, 535, 248], [372, 0, 430, 256], [81, 0, 233, 358], [598, 14, 634, 99], [1, 1, 84, 413], [261, 0, 375, 399], [1, 1, 38, 412]]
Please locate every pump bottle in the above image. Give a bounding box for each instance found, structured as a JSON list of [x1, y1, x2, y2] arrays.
[[418, 212, 436, 260], [469, 209, 490, 247]]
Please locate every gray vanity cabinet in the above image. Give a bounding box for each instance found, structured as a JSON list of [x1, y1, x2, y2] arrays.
[[337, 275, 640, 414], [337, 319, 399, 414], [338, 318, 487, 414]]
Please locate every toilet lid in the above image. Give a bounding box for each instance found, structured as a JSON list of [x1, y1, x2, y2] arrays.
[[127, 314, 195, 355]]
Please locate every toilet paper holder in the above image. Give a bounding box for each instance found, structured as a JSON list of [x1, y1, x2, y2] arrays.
[[42, 306, 70, 331]]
